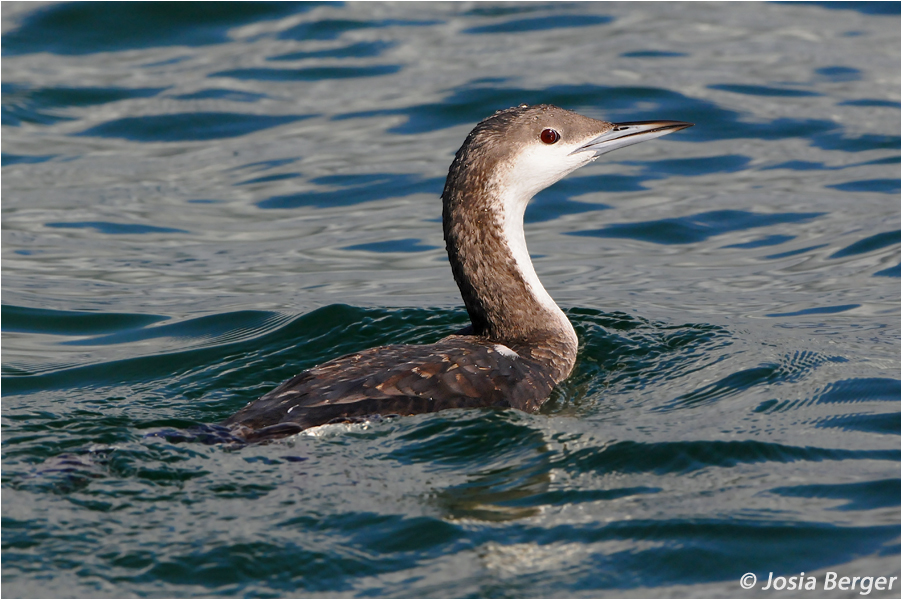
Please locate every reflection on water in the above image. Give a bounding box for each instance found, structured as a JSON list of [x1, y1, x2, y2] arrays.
[[2, 2, 899, 597]]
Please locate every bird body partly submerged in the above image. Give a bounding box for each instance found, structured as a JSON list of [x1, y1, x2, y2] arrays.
[[225, 335, 566, 442], [223, 104, 692, 441]]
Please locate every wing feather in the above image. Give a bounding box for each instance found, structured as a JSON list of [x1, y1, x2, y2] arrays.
[[222, 335, 554, 439]]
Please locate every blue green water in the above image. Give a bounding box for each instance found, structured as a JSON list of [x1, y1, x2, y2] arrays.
[[2, 2, 900, 597]]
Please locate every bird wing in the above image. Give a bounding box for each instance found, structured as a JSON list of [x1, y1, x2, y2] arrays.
[[222, 335, 554, 438]]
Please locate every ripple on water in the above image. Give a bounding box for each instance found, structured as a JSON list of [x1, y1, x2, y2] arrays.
[[78, 112, 316, 142]]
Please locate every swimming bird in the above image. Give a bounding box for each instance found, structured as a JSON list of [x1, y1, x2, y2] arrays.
[[224, 104, 692, 441]]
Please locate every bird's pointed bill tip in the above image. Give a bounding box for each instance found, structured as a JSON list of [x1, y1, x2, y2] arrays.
[[572, 119, 694, 156]]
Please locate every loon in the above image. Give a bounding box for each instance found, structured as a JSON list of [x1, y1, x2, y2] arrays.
[[224, 104, 692, 442]]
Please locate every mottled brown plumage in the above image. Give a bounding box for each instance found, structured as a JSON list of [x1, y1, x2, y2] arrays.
[[223, 105, 692, 441], [225, 336, 562, 442]]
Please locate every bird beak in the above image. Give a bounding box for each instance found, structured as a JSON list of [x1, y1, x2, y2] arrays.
[[570, 120, 693, 157]]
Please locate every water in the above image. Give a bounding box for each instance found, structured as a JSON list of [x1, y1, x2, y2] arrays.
[[2, 2, 899, 597]]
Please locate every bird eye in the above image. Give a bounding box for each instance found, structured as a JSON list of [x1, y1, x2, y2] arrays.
[[540, 128, 560, 144]]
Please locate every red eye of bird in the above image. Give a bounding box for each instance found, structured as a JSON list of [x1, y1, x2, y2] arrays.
[[540, 128, 560, 144]]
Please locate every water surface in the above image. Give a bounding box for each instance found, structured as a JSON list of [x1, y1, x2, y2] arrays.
[[2, 2, 900, 597]]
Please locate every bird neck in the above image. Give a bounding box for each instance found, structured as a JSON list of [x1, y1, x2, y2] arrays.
[[442, 168, 577, 380]]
